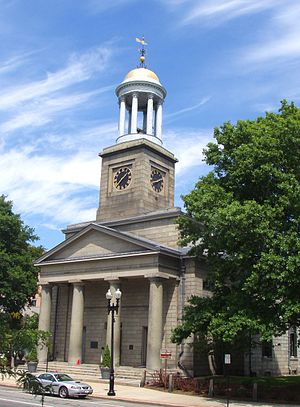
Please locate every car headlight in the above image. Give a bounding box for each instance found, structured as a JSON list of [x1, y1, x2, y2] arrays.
[[70, 385, 81, 389]]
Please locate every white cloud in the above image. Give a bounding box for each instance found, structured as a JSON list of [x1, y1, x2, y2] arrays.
[[0, 51, 38, 74], [165, 97, 211, 120], [47, 122, 118, 152], [0, 46, 111, 110], [0, 86, 113, 134], [162, 0, 280, 25], [0, 123, 211, 229], [241, 4, 300, 64], [0, 147, 100, 224], [162, 0, 300, 67], [164, 128, 213, 174]]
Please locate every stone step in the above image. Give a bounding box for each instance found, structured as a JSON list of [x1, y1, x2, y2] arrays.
[[37, 365, 99, 374], [37, 362, 146, 381], [37, 362, 180, 384]]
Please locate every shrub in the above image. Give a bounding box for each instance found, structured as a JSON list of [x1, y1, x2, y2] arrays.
[[26, 348, 38, 362], [102, 345, 110, 368]]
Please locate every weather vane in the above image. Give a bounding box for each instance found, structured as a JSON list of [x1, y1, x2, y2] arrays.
[[136, 36, 148, 68]]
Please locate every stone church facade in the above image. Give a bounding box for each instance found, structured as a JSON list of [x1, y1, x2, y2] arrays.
[[36, 63, 299, 377], [36, 64, 208, 374]]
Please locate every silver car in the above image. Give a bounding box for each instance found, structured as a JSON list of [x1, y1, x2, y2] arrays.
[[36, 372, 93, 398]]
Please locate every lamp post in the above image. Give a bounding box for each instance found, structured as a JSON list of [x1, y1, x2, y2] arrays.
[[106, 287, 122, 396]]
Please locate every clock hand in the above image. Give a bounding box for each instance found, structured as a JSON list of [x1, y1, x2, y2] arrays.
[[151, 177, 163, 185], [116, 172, 128, 187]]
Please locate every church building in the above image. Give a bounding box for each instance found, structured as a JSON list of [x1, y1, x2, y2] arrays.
[[35, 52, 208, 375], [36, 50, 299, 378]]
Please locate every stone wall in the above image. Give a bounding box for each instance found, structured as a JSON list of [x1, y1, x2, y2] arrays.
[[97, 140, 176, 222], [162, 279, 179, 369], [117, 216, 180, 249], [245, 332, 300, 376], [82, 282, 107, 364]]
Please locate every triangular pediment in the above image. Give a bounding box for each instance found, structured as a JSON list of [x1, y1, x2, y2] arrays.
[[36, 223, 158, 264]]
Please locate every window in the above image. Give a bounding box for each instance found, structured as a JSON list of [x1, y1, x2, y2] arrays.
[[262, 340, 273, 358], [90, 341, 98, 349], [290, 327, 298, 357]]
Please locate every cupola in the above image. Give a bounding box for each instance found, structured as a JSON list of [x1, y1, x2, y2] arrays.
[[115, 42, 166, 145]]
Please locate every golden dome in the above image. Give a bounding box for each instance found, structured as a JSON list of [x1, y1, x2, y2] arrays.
[[123, 68, 161, 84]]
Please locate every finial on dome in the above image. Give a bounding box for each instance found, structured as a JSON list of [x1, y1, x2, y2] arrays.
[[135, 36, 147, 68]]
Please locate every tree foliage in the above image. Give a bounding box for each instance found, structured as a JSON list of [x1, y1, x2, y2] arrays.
[[0, 195, 45, 364], [172, 101, 300, 345], [0, 195, 43, 314], [0, 313, 50, 364]]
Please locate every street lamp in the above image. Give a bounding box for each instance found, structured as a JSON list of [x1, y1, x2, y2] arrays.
[[106, 287, 122, 396]]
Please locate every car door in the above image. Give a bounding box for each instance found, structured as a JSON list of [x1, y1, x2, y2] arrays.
[[38, 374, 54, 392], [48, 374, 60, 395]]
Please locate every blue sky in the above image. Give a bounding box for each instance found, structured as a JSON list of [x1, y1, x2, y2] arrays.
[[0, 0, 299, 250]]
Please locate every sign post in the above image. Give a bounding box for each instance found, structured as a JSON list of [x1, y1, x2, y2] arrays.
[[160, 350, 172, 388], [224, 354, 231, 407]]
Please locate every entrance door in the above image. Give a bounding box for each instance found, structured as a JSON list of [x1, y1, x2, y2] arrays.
[[141, 326, 148, 367]]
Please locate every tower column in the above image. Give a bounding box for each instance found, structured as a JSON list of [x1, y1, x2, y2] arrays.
[[142, 111, 147, 133], [146, 95, 154, 135], [38, 283, 52, 363], [68, 282, 84, 364], [156, 101, 163, 139], [106, 280, 121, 366], [146, 277, 163, 370], [130, 93, 138, 134], [118, 97, 126, 137], [128, 109, 132, 134]]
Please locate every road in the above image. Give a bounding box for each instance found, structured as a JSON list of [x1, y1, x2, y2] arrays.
[[0, 387, 152, 407]]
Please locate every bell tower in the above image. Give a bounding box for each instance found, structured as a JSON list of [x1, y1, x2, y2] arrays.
[[96, 42, 177, 222]]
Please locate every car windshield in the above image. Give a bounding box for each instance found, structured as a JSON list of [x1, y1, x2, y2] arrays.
[[54, 374, 74, 382]]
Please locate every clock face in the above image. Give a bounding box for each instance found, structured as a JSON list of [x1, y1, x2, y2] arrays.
[[114, 167, 132, 190], [150, 169, 163, 192]]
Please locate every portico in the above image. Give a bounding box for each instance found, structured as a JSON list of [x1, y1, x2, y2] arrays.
[[36, 222, 181, 370]]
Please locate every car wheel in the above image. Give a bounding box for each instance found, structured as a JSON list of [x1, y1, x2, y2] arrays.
[[58, 386, 68, 398]]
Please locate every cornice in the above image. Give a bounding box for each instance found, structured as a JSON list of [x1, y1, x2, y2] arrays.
[[63, 207, 182, 234], [99, 137, 178, 163]]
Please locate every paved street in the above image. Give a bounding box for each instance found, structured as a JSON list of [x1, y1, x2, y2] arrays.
[[0, 387, 151, 407], [2, 377, 300, 407]]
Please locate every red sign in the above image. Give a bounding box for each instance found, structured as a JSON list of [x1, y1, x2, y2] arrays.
[[160, 352, 172, 359]]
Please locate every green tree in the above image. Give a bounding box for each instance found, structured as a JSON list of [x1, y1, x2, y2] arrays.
[[0, 195, 44, 363], [0, 195, 43, 315], [172, 101, 300, 347]]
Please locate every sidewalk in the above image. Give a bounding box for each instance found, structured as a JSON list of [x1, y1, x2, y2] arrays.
[[1, 375, 300, 407]]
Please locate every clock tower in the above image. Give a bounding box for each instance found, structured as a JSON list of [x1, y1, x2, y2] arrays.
[[36, 45, 208, 377], [96, 61, 177, 222]]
